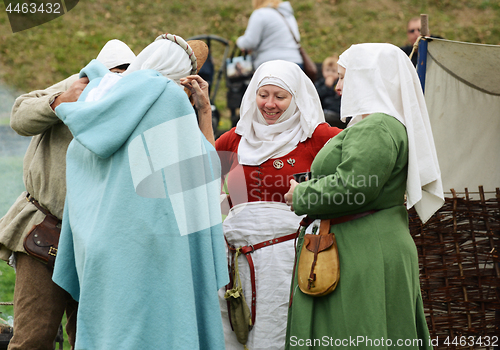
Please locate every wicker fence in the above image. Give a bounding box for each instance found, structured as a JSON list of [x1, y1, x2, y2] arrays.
[[409, 186, 500, 350]]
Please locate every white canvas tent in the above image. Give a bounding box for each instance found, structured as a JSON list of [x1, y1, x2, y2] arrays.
[[411, 37, 500, 344], [419, 38, 500, 193]]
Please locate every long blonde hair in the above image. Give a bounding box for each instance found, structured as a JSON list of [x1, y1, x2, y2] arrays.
[[252, 0, 281, 10]]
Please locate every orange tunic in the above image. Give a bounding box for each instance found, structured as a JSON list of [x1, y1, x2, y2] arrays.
[[216, 123, 342, 206]]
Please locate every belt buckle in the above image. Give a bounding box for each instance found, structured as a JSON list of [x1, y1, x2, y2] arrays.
[[48, 247, 58, 257]]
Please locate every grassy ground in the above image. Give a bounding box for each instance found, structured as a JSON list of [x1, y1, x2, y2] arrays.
[[0, 157, 17, 343], [0, 261, 15, 324], [0, 260, 15, 349], [0, 157, 23, 322]]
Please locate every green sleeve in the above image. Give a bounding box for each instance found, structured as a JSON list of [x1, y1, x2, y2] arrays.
[[293, 120, 399, 217]]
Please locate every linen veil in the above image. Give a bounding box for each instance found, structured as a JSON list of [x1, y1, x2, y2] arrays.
[[95, 39, 136, 70], [235, 60, 325, 165], [123, 39, 193, 85], [87, 37, 194, 102], [337, 43, 444, 223]]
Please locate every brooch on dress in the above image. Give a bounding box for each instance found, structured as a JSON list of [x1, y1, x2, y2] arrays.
[[273, 160, 284, 169]]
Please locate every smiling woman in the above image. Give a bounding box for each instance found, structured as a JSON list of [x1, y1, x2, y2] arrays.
[[256, 84, 292, 124], [215, 59, 342, 349]]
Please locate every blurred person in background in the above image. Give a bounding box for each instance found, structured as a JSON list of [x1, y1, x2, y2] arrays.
[[236, 0, 303, 69], [400, 17, 421, 67], [314, 54, 345, 129]]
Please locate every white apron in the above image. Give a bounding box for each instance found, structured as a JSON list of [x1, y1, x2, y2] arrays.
[[219, 202, 306, 350]]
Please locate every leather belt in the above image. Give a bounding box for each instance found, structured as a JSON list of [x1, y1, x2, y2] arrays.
[[288, 209, 379, 307], [225, 210, 379, 326], [226, 231, 298, 327], [293, 209, 379, 233], [328, 210, 379, 226], [26, 193, 61, 223]]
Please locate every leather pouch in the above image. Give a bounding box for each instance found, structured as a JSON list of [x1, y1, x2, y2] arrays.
[[23, 214, 60, 268], [297, 219, 340, 297]]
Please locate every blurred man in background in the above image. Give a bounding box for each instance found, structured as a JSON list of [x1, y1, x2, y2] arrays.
[[400, 17, 421, 66]]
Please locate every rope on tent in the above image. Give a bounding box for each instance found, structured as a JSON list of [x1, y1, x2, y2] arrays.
[[409, 36, 424, 62]]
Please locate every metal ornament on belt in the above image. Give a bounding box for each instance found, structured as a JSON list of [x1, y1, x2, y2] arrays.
[[273, 159, 284, 169]]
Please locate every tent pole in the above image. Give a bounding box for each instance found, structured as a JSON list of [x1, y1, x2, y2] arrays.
[[416, 40, 428, 94], [417, 14, 429, 94]]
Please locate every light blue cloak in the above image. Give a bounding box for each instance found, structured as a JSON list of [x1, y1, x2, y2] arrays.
[[53, 60, 229, 350]]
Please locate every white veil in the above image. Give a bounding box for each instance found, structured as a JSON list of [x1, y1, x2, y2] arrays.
[[338, 43, 444, 223]]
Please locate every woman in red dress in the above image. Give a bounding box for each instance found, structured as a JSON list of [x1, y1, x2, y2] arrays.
[[216, 59, 342, 350]]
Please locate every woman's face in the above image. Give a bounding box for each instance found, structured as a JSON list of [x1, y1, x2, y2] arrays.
[[335, 65, 346, 96], [256, 85, 292, 125]]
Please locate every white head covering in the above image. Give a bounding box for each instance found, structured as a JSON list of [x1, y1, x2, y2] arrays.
[[122, 36, 193, 85], [235, 60, 325, 165], [96, 39, 136, 70], [85, 40, 135, 102], [87, 35, 197, 102], [338, 43, 444, 223]]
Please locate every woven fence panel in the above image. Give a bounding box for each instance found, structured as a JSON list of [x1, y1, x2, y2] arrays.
[[409, 187, 500, 350]]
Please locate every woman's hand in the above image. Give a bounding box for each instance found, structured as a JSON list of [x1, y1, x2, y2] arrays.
[[180, 75, 210, 111], [180, 75, 215, 146], [285, 179, 299, 211]]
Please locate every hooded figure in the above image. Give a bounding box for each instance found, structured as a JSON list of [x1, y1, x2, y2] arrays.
[[95, 39, 136, 70], [52, 35, 228, 350]]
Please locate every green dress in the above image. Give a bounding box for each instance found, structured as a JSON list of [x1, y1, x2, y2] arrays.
[[286, 113, 432, 350]]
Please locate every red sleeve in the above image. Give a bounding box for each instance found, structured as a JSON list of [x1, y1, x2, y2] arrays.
[[215, 128, 241, 178], [308, 123, 342, 153]]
